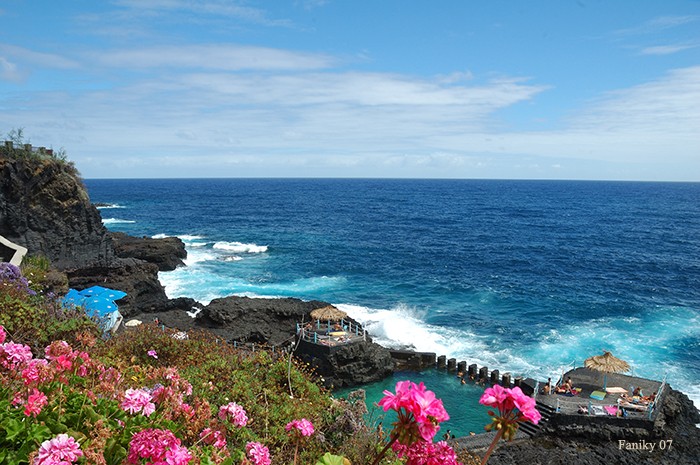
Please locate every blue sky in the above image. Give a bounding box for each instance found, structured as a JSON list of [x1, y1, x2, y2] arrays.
[[1, 1, 699, 180]]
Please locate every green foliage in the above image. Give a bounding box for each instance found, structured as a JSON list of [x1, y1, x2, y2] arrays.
[[316, 452, 352, 465], [0, 266, 404, 464], [1, 128, 76, 172]]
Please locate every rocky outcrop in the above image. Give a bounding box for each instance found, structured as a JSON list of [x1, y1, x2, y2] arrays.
[[65, 258, 169, 317], [0, 158, 113, 269], [110, 232, 186, 271], [197, 296, 328, 346], [300, 340, 396, 389]]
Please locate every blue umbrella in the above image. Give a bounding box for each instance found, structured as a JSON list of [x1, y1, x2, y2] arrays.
[[98, 289, 127, 301], [62, 289, 84, 308], [79, 285, 110, 297], [82, 296, 118, 318]]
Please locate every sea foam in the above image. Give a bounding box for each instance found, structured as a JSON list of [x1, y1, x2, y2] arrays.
[[102, 218, 135, 224], [213, 241, 268, 253]]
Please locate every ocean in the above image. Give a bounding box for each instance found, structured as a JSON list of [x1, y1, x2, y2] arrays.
[[85, 178, 700, 433]]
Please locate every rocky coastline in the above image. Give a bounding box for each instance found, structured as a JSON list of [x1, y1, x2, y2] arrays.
[[2, 156, 698, 463]]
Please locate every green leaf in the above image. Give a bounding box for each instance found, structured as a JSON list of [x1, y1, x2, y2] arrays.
[[2, 418, 24, 441], [315, 452, 350, 465]]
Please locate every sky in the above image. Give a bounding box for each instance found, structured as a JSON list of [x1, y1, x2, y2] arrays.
[[1, 1, 699, 180]]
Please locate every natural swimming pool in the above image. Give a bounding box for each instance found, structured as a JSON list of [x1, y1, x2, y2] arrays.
[[334, 369, 491, 438]]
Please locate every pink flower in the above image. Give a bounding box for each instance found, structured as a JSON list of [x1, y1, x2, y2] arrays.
[[393, 440, 462, 465], [54, 354, 73, 372], [479, 384, 508, 408], [246, 442, 271, 465], [0, 325, 6, 344], [34, 433, 83, 465], [44, 341, 71, 360], [165, 445, 192, 465], [218, 401, 248, 427], [121, 388, 156, 417], [24, 389, 48, 417], [200, 428, 227, 449], [378, 380, 449, 442], [285, 418, 314, 437], [479, 386, 541, 425], [147, 350, 158, 359], [22, 359, 49, 386], [0, 341, 33, 369], [127, 428, 183, 464]]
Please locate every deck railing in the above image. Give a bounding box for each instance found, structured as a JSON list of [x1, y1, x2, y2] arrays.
[[296, 318, 367, 345]]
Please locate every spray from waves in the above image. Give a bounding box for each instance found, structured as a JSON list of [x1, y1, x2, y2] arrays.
[[338, 303, 487, 356], [339, 302, 700, 407], [102, 218, 135, 224], [212, 241, 268, 253], [95, 203, 125, 209], [524, 306, 700, 407]]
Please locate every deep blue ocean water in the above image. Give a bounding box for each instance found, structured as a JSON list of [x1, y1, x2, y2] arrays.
[[85, 178, 700, 432]]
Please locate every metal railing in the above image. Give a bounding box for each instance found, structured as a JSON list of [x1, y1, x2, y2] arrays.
[[296, 318, 367, 346]]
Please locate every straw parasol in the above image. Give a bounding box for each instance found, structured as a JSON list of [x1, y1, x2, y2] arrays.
[[310, 305, 347, 321], [584, 351, 630, 389]]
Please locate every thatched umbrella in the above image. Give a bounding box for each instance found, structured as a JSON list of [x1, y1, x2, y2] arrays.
[[584, 351, 630, 389], [310, 305, 347, 322]]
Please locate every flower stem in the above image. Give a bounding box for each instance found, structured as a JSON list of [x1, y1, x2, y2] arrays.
[[481, 428, 504, 465], [370, 433, 398, 465]]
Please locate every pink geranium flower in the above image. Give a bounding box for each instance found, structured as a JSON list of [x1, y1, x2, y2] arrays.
[[218, 401, 248, 427], [147, 349, 158, 359], [0, 341, 33, 369], [22, 359, 49, 386], [34, 434, 83, 465], [479, 385, 542, 465], [121, 388, 156, 417], [246, 441, 271, 465], [127, 428, 190, 465], [44, 341, 71, 360], [24, 389, 48, 417], [0, 325, 6, 344], [378, 380, 449, 443], [200, 428, 227, 449], [285, 418, 314, 437]]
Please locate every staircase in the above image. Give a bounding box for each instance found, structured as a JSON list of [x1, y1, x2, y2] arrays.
[[518, 400, 556, 438]]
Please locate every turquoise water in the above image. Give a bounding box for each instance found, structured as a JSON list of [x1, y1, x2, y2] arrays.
[[85, 179, 700, 410], [334, 370, 491, 438]]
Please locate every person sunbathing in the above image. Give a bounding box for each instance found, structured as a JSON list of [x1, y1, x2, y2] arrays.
[[556, 377, 574, 394]]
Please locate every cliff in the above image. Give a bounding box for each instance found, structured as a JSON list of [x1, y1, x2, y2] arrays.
[[0, 156, 172, 315], [0, 157, 113, 269]]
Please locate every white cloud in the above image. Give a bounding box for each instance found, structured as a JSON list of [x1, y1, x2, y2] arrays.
[[614, 15, 699, 35], [112, 0, 292, 27], [639, 43, 698, 55], [94, 44, 334, 70], [0, 56, 22, 82], [0, 44, 80, 70]]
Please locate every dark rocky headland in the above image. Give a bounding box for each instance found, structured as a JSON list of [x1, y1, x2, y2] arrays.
[[1, 154, 698, 464]]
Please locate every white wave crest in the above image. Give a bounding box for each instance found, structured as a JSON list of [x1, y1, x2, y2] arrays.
[[213, 241, 268, 253], [102, 218, 135, 224], [96, 203, 124, 209], [222, 256, 243, 262], [179, 234, 205, 241]]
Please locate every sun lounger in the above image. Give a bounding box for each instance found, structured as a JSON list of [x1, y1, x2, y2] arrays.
[[619, 402, 648, 411], [603, 405, 618, 415], [590, 405, 606, 416], [605, 387, 628, 394]]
